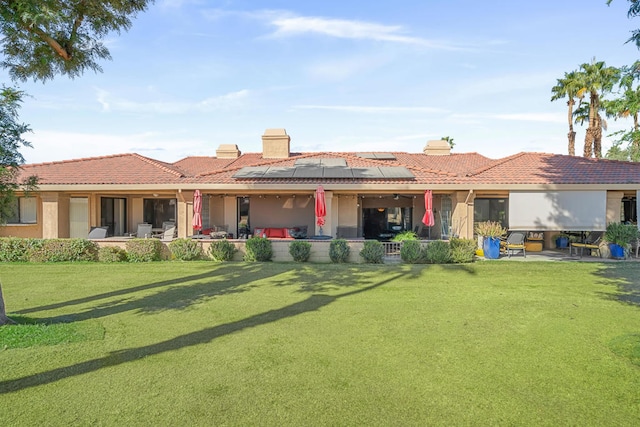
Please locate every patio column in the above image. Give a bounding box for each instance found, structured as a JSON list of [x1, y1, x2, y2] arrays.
[[41, 192, 70, 238]]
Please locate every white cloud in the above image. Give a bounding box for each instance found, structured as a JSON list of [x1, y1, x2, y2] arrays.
[[267, 15, 463, 50], [94, 88, 251, 114]]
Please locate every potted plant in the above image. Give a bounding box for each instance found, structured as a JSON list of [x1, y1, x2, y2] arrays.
[[474, 221, 506, 259], [553, 232, 571, 249], [605, 222, 639, 259]]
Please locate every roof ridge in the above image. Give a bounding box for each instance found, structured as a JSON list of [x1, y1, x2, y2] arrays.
[[23, 152, 140, 168], [195, 152, 323, 177], [130, 153, 185, 178], [464, 152, 527, 177]]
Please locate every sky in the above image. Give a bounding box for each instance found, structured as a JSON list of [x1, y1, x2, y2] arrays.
[[6, 0, 640, 164]]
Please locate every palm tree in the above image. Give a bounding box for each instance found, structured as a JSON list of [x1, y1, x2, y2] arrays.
[[578, 59, 620, 158], [551, 70, 585, 156], [603, 60, 640, 160]]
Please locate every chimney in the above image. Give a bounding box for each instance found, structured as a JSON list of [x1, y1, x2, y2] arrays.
[[216, 144, 241, 159], [423, 140, 451, 155], [262, 128, 290, 159]]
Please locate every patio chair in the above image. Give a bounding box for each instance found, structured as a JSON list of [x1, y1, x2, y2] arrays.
[[135, 223, 153, 238], [570, 231, 603, 258], [505, 231, 526, 258], [88, 226, 108, 239], [155, 226, 176, 241]]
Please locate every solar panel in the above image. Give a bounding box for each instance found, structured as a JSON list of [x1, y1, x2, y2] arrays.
[[374, 153, 396, 160], [356, 153, 376, 159], [323, 167, 354, 178], [264, 167, 295, 178], [352, 168, 384, 178], [320, 158, 347, 166], [233, 166, 269, 178], [293, 166, 324, 178], [379, 167, 414, 178], [294, 158, 321, 166]]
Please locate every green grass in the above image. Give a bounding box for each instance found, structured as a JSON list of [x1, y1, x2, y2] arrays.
[[0, 316, 104, 349], [1, 261, 640, 425]]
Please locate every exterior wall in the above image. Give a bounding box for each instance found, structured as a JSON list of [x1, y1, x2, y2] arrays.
[[223, 196, 237, 236], [337, 194, 359, 238], [130, 197, 144, 234]]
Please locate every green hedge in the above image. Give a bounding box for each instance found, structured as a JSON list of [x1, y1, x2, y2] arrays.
[[125, 239, 163, 262], [360, 240, 385, 264], [289, 240, 312, 262], [98, 246, 128, 263], [168, 238, 203, 261], [0, 238, 43, 262], [400, 240, 426, 264], [244, 237, 273, 262], [28, 239, 99, 262], [209, 239, 237, 262], [449, 237, 477, 263]]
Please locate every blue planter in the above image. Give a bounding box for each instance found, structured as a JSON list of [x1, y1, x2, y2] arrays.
[[555, 236, 569, 249], [609, 243, 625, 259], [483, 237, 501, 259]]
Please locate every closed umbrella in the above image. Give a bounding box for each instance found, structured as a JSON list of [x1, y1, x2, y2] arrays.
[[422, 190, 435, 238], [193, 189, 202, 234], [315, 185, 326, 235]]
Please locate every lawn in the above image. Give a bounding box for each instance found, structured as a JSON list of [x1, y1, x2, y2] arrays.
[[1, 261, 640, 426]]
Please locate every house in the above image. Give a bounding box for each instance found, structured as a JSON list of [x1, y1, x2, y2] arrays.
[[2, 128, 639, 250]]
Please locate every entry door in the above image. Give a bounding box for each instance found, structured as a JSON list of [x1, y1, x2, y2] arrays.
[[69, 198, 89, 238], [101, 198, 127, 236]]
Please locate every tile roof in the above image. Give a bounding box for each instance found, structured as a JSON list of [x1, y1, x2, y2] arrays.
[[17, 150, 640, 188]]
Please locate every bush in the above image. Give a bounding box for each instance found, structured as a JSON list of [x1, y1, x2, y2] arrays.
[[28, 239, 98, 262], [98, 246, 128, 263], [360, 240, 385, 263], [425, 240, 452, 264], [401, 240, 425, 264], [392, 231, 418, 242], [329, 239, 350, 263], [125, 238, 163, 262], [449, 237, 477, 263], [0, 238, 43, 262], [289, 240, 312, 262], [169, 238, 203, 261], [244, 237, 273, 262], [209, 239, 237, 262]]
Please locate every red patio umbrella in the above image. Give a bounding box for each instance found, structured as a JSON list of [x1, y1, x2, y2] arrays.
[[192, 189, 202, 233], [422, 189, 435, 228], [315, 185, 326, 234]]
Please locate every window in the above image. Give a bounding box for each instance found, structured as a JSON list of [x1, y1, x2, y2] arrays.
[[7, 197, 37, 224], [143, 198, 176, 228], [474, 198, 508, 230]]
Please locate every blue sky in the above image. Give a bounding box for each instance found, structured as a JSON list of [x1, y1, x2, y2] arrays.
[[7, 0, 640, 164]]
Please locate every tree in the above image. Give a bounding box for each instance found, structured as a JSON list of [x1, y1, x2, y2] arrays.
[[603, 61, 640, 161], [551, 71, 585, 156], [441, 136, 455, 149], [578, 59, 620, 158], [607, 0, 640, 49], [0, 0, 154, 82], [0, 1, 154, 324]]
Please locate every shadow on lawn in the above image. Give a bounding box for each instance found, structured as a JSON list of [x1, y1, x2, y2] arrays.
[[592, 263, 640, 306], [0, 271, 404, 394], [16, 263, 274, 323]]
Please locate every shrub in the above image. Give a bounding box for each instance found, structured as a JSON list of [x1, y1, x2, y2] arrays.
[[449, 237, 477, 263], [209, 239, 237, 262], [98, 246, 128, 263], [28, 239, 99, 262], [169, 238, 203, 261], [244, 237, 273, 262], [329, 239, 350, 263], [474, 221, 507, 238], [401, 240, 425, 264], [360, 240, 385, 263], [0, 238, 43, 262], [289, 240, 312, 262], [125, 238, 163, 262], [392, 231, 418, 242], [425, 240, 451, 264]]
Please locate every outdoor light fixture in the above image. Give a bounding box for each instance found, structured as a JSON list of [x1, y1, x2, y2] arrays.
[[393, 194, 399, 200]]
